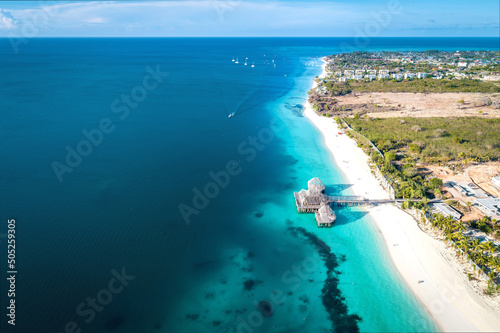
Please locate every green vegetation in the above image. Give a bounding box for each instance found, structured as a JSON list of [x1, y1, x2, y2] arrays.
[[345, 117, 500, 164], [339, 117, 500, 200], [324, 78, 500, 94], [428, 214, 500, 291]]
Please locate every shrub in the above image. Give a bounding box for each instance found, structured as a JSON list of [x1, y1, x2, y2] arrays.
[[434, 129, 447, 137], [385, 152, 397, 161], [429, 178, 443, 189], [409, 144, 421, 154], [403, 167, 418, 177]]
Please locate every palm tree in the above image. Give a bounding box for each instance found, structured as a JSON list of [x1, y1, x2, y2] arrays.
[[444, 232, 455, 245], [452, 222, 466, 233], [469, 238, 482, 252], [487, 256, 500, 274], [451, 231, 465, 242], [475, 254, 487, 269], [481, 241, 497, 255], [457, 238, 470, 259]]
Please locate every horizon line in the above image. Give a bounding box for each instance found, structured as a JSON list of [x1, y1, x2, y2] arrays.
[[0, 36, 498, 39]]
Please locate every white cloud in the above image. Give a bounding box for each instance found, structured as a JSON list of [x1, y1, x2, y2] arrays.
[[0, 1, 497, 37], [84, 17, 104, 23], [0, 9, 20, 29]]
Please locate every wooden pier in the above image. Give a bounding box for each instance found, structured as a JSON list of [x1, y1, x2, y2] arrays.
[[295, 178, 438, 227], [327, 196, 412, 207], [294, 178, 335, 227]]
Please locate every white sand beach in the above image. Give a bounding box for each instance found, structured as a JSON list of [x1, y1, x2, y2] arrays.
[[302, 59, 500, 332]]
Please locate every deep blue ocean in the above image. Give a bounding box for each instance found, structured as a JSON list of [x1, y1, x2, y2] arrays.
[[1, 38, 499, 333]]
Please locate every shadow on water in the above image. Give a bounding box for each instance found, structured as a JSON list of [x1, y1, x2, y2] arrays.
[[333, 209, 370, 226], [325, 184, 354, 194]]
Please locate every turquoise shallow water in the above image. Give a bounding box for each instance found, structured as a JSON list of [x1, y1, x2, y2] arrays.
[[0, 38, 498, 332]]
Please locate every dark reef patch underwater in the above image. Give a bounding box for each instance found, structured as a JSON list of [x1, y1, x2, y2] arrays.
[[288, 226, 362, 333]]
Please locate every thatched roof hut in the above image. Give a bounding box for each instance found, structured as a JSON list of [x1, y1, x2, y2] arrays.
[[294, 178, 329, 212], [307, 177, 325, 195], [315, 203, 336, 227]]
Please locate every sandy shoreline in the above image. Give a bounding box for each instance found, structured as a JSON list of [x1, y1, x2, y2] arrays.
[[302, 58, 500, 332]]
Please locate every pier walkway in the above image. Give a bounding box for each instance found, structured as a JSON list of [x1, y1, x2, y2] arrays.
[[327, 196, 438, 207], [294, 178, 441, 227]]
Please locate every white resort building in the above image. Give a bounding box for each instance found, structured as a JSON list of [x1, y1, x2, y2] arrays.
[[492, 176, 500, 188], [474, 198, 500, 217], [431, 203, 462, 220]]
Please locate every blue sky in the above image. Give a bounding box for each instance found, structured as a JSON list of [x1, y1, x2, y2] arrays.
[[0, 0, 498, 37]]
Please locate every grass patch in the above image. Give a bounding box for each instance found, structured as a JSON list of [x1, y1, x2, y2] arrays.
[[324, 78, 500, 94], [345, 117, 500, 163]]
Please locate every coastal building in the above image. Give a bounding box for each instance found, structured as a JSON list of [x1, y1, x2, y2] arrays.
[[344, 70, 354, 76], [352, 74, 363, 80], [355, 70, 364, 75], [379, 70, 390, 75], [378, 74, 389, 80], [431, 203, 462, 220], [339, 77, 349, 82], [366, 75, 377, 81], [417, 72, 428, 79], [457, 61, 468, 67], [404, 73, 415, 79], [391, 73, 404, 80], [454, 183, 489, 198], [334, 71, 342, 77], [454, 183, 470, 196], [316, 86, 327, 95], [492, 176, 500, 188], [294, 178, 336, 227], [367, 70, 377, 75], [474, 198, 500, 217], [483, 75, 500, 81], [294, 177, 328, 213], [315, 203, 336, 227]]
